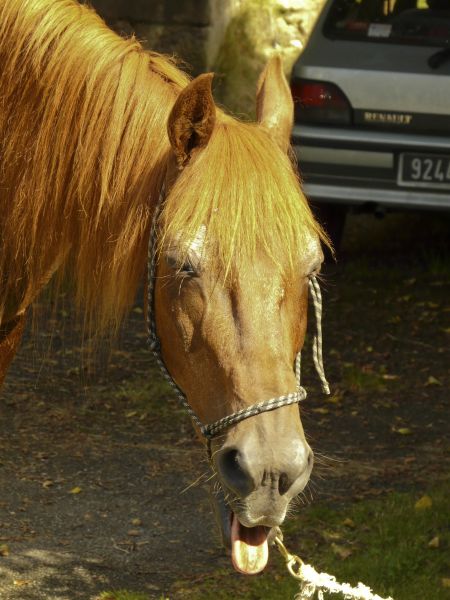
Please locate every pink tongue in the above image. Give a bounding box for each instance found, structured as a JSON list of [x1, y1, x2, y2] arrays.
[[231, 513, 269, 575]]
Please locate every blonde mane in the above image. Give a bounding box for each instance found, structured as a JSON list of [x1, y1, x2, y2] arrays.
[[0, 0, 188, 331], [0, 0, 324, 335]]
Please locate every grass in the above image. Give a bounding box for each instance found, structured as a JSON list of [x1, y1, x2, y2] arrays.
[[96, 593, 155, 600], [421, 249, 450, 278], [169, 483, 449, 600], [99, 369, 187, 426], [342, 364, 387, 392], [113, 375, 173, 414], [96, 593, 170, 600]]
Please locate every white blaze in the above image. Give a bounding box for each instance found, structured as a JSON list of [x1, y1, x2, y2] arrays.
[[188, 224, 207, 262]]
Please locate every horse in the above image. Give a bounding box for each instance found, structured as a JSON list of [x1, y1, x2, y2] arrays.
[[0, 0, 328, 575]]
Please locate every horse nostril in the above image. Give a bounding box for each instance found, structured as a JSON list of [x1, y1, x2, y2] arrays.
[[278, 472, 291, 495], [220, 448, 239, 474], [216, 447, 256, 497], [279, 448, 314, 496]]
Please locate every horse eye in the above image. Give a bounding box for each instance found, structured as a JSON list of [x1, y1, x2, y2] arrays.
[[165, 251, 198, 276], [180, 260, 196, 276]]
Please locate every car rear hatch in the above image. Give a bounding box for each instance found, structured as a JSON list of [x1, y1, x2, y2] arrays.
[[292, 0, 450, 134], [291, 0, 450, 208]]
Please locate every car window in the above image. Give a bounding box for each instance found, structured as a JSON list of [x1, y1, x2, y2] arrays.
[[324, 0, 450, 46]]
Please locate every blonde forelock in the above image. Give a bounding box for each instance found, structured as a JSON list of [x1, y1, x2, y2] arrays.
[[160, 117, 325, 278]]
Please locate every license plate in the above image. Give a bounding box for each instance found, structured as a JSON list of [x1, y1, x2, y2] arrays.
[[398, 153, 450, 189]]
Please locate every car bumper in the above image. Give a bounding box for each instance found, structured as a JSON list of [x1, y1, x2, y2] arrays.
[[292, 124, 450, 211]]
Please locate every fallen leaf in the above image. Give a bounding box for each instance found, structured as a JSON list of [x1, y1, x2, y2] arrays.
[[125, 411, 137, 418], [42, 480, 53, 489], [428, 536, 439, 548], [127, 529, 140, 537], [131, 518, 142, 526], [322, 530, 342, 541], [69, 486, 82, 495], [327, 391, 343, 404], [0, 544, 9, 557], [425, 376, 442, 387], [415, 495, 432, 510], [381, 374, 399, 381], [392, 427, 412, 435], [13, 580, 31, 586], [331, 543, 352, 560], [388, 315, 401, 324], [342, 518, 355, 529]]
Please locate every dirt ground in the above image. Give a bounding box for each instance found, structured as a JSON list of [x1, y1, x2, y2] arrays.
[[0, 211, 449, 600]]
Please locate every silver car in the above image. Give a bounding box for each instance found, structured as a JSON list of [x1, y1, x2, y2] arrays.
[[291, 0, 450, 243]]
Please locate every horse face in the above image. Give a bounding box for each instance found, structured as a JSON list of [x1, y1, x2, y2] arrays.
[[155, 59, 325, 574], [155, 228, 322, 569]]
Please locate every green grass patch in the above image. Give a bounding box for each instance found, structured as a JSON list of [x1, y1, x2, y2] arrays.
[[421, 250, 450, 278], [114, 375, 172, 410], [172, 483, 449, 599], [342, 364, 387, 392], [96, 593, 169, 600], [96, 592, 153, 600], [106, 371, 186, 424]]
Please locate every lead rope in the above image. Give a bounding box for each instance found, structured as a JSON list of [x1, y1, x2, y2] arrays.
[[308, 277, 330, 395], [146, 185, 330, 449], [274, 536, 394, 600], [146, 188, 205, 433]]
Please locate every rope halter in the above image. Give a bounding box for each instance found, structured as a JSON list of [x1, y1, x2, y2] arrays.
[[146, 187, 330, 443]]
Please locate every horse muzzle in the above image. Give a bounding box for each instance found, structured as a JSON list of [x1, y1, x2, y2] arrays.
[[210, 435, 313, 574]]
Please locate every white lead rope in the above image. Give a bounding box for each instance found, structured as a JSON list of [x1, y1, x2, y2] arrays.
[[275, 537, 394, 600]]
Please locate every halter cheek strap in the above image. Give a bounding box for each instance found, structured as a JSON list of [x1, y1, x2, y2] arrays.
[[146, 187, 330, 443]]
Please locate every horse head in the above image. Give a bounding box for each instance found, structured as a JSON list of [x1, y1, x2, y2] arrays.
[[153, 58, 325, 574]]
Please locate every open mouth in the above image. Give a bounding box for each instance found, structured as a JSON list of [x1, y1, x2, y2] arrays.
[[211, 487, 280, 575], [230, 512, 270, 574]]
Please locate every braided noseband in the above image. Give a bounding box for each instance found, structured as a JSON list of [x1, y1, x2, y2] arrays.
[[147, 187, 330, 444]]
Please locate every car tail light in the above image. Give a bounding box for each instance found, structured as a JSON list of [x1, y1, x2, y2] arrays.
[[291, 78, 352, 125]]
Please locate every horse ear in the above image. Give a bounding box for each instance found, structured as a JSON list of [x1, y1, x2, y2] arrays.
[[256, 56, 294, 154], [167, 73, 216, 167]]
